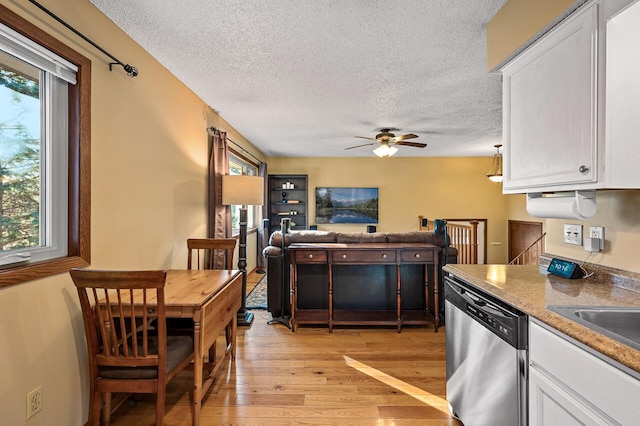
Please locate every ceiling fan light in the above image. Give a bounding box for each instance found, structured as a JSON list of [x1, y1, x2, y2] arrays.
[[374, 144, 398, 157], [486, 144, 503, 182]]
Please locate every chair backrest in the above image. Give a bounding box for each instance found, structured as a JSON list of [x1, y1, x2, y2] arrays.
[[187, 238, 236, 270], [70, 269, 168, 372]]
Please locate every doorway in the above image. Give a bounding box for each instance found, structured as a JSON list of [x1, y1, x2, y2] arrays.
[[508, 220, 544, 265]]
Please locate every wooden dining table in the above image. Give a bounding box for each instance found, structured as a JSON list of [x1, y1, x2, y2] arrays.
[[140, 269, 243, 425]]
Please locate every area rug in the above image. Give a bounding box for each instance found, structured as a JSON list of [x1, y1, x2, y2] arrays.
[[246, 274, 267, 310]]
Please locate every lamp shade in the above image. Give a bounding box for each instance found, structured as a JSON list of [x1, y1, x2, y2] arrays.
[[486, 144, 503, 183], [222, 175, 264, 206]]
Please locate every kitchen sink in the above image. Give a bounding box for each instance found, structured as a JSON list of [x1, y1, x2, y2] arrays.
[[546, 306, 640, 351]]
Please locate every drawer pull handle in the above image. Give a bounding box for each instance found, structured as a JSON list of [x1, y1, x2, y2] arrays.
[[382, 254, 387, 259], [308, 254, 313, 259], [342, 254, 347, 259], [415, 253, 421, 258]]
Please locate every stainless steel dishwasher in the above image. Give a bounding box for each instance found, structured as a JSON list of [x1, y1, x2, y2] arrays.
[[444, 273, 528, 426]]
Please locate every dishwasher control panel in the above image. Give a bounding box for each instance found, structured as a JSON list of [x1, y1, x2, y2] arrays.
[[466, 302, 513, 339], [444, 275, 528, 349]]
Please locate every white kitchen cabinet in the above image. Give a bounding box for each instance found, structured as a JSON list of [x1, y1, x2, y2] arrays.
[[529, 319, 640, 425], [500, 0, 640, 194], [501, 2, 599, 193], [605, 0, 640, 185], [530, 367, 612, 426]]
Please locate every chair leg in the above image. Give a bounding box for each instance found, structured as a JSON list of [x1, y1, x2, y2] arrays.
[[88, 390, 102, 426], [102, 392, 111, 426], [228, 317, 237, 361], [156, 387, 166, 426], [208, 341, 217, 365], [225, 322, 232, 346]]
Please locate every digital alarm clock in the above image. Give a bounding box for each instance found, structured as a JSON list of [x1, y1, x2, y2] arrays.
[[547, 258, 585, 279]]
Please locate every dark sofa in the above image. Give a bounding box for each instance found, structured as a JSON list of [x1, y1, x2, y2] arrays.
[[262, 230, 458, 322]]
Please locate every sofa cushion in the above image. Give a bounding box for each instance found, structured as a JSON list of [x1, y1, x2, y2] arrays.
[[266, 230, 449, 250], [335, 232, 387, 243], [385, 231, 446, 246], [263, 245, 283, 256], [268, 230, 337, 247], [263, 230, 456, 258]]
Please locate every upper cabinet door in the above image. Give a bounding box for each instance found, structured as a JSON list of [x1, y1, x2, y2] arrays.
[[501, 3, 599, 193], [605, 0, 640, 187]]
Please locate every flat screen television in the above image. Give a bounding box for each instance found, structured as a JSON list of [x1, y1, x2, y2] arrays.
[[315, 187, 378, 224]]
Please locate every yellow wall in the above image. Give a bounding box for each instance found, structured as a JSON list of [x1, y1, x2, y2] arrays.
[[486, 0, 577, 70], [0, 0, 263, 424], [267, 157, 529, 264], [545, 190, 640, 273]]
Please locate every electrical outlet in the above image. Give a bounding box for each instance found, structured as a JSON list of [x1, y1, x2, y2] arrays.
[[563, 224, 583, 246], [589, 226, 605, 250], [26, 385, 43, 419]]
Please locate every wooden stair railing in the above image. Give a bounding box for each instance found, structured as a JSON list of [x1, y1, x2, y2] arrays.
[[419, 216, 479, 264], [447, 221, 479, 264], [509, 232, 546, 265]]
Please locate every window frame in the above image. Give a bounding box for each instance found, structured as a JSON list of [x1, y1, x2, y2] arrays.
[[0, 4, 90, 288]]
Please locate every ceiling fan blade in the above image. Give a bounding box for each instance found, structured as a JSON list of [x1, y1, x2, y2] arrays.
[[394, 141, 427, 148], [355, 136, 378, 141], [345, 142, 377, 150], [393, 133, 419, 142]]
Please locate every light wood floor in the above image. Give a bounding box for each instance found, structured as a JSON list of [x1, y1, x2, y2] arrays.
[[109, 272, 460, 425], [245, 269, 264, 294]]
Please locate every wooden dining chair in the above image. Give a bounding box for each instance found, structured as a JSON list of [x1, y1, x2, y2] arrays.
[[70, 269, 195, 426], [187, 238, 237, 270], [184, 238, 238, 366]]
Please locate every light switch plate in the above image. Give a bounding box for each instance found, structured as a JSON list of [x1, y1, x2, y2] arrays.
[[563, 224, 583, 245]]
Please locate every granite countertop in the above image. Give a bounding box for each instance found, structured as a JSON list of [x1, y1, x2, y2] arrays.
[[443, 263, 640, 374]]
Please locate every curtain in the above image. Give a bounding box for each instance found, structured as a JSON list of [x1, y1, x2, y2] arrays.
[[256, 161, 268, 272], [208, 130, 231, 239]]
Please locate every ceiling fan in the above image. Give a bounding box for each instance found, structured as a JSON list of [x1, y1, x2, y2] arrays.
[[345, 128, 427, 157]]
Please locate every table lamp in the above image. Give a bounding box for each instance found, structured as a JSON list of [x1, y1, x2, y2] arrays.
[[222, 175, 264, 326]]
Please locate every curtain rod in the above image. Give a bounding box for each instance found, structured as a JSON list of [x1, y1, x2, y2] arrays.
[[27, 0, 138, 77], [207, 126, 262, 164]]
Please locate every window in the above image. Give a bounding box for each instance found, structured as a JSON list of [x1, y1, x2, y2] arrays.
[[0, 5, 90, 287], [1, 36, 72, 265], [228, 152, 259, 234]]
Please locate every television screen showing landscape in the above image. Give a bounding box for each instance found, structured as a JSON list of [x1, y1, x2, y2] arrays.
[[315, 187, 378, 224]]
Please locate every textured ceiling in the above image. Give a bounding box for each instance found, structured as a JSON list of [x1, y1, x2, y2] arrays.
[[90, 0, 507, 157]]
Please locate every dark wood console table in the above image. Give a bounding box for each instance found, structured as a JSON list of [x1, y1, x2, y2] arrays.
[[289, 242, 440, 333]]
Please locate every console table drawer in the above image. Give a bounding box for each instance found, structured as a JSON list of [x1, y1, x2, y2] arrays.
[[401, 249, 435, 263], [332, 250, 396, 263], [294, 250, 327, 263]]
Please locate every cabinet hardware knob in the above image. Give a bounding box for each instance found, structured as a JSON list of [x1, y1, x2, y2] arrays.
[[308, 254, 313, 259], [579, 165, 589, 174], [342, 254, 347, 259], [382, 254, 387, 259], [415, 253, 421, 258]]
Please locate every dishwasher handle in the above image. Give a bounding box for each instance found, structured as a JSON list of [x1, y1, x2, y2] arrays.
[[459, 288, 515, 320], [463, 290, 487, 307]]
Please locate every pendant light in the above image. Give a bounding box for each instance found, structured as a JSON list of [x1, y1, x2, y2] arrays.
[[486, 144, 503, 182]]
